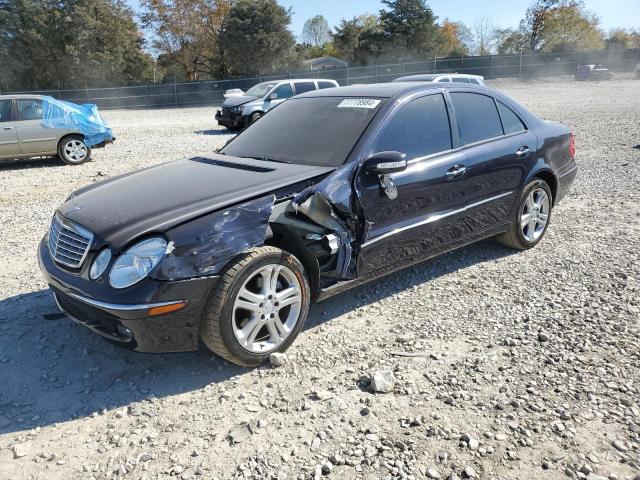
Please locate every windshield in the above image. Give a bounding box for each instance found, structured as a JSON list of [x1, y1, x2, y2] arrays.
[[221, 96, 386, 167], [245, 82, 277, 98]]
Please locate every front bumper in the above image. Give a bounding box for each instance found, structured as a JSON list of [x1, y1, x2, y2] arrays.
[[215, 108, 244, 129], [38, 238, 219, 353]]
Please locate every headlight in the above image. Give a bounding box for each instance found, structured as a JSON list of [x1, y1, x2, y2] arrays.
[[234, 106, 244, 113], [109, 237, 167, 289], [89, 248, 112, 280]]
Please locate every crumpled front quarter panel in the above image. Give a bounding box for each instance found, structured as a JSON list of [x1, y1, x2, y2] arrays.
[[153, 195, 275, 281]]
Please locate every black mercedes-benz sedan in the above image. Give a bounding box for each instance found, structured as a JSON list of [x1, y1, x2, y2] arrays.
[[39, 82, 577, 366]]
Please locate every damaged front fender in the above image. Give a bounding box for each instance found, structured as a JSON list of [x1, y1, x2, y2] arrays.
[[153, 195, 275, 281], [292, 166, 357, 279]]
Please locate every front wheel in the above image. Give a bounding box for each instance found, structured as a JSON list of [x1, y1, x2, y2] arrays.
[[58, 135, 91, 165], [200, 246, 310, 367], [496, 179, 553, 250]]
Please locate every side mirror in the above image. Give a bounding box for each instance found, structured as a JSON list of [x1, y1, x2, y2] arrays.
[[364, 151, 407, 175], [268, 93, 278, 100]]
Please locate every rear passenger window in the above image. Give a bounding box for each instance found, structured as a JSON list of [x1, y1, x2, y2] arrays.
[[0, 100, 12, 122], [294, 83, 316, 94], [452, 77, 471, 83], [469, 78, 480, 85], [318, 81, 336, 89], [373, 94, 452, 160], [16, 99, 44, 121], [436, 78, 450, 83], [271, 84, 293, 100], [497, 101, 526, 134], [450, 92, 503, 145]]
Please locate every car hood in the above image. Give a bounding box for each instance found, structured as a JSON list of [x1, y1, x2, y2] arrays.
[[58, 154, 334, 250], [221, 95, 258, 108]]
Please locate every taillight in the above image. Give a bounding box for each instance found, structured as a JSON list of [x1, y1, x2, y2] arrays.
[[569, 133, 576, 157]]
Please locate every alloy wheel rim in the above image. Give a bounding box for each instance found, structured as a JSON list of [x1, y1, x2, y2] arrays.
[[232, 263, 302, 354], [64, 140, 87, 162], [521, 188, 550, 242]]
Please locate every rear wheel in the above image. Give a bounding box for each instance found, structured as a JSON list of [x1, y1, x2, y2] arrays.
[[58, 135, 91, 165], [200, 246, 310, 367], [496, 179, 552, 250]]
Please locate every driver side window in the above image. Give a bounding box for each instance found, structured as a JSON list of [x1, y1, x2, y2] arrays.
[[372, 94, 452, 160], [270, 83, 293, 100]]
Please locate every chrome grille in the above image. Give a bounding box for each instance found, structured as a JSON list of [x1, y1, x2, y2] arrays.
[[48, 214, 94, 268]]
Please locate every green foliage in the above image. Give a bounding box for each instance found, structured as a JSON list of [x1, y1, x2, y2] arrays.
[[494, 28, 529, 54], [510, 0, 604, 53], [332, 14, 381, 65], [0, 0, 153, 90], [141, 0, 231, 81], [606, 28, 640, 50], [334, 0, 442, 65], [219, 0, 298, 76], [378, 0, 441, 60]]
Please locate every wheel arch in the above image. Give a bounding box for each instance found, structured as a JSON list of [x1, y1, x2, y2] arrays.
[[57, 132, 88, 150], [527, 168, 558, 206], [266, 225, 321, 302]]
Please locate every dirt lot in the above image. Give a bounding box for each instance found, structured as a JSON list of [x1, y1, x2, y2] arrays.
[[0, 76, 639, 480]]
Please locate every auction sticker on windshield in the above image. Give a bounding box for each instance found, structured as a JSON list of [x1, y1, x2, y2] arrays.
[[338, 99, 381, 109]]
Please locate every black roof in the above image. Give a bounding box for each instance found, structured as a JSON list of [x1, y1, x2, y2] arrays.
[[298, 82, 442, 99], [298, 81, 501, 100]]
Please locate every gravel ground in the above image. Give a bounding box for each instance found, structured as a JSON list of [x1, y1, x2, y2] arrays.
[[0, 75, 639, 480]]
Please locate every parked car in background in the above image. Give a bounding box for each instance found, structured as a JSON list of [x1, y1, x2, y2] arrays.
[[393, 73, 486, 85], [215, 78, 339, 130], [223, 88, 244, 99], [41, 82, 577, 367], [0, 95, 114, 165], [574, 64, 613, 81]]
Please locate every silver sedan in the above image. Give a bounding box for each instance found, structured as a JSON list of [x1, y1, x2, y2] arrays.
[[0, 95, 113, 165]]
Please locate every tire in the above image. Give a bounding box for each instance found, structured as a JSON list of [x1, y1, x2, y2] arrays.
[[496, 178, 553, 250], [58, 135, 91, 165], [249, 112, 262, 125], [200, 246, 310, 367]]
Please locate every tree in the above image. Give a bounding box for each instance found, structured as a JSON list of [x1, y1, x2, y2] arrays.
[[520, 0, 560, 52], [537, 2, 604, 52], [332, 14, 380, 65], [141, 0, 231, 81], [438, 20, 471, 56], [218, 0, 297, 76], [606, 28, 640, 49], [0, 0, 153, 91], [302, 15, 331, 48], [494, 28, 528, 54], [517, 0, 603, 53], [377, 0, 441, 60], [472, 17, 496, 55]]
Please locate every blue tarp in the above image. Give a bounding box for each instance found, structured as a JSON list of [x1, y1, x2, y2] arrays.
[[41, 97, 114, 147]]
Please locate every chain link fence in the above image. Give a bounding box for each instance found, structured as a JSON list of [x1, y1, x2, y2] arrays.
[[2, 48, 638, 109]]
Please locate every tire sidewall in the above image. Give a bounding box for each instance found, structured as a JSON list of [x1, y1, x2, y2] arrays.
[[58, 135, 91, 165], [216, 251, 310, 364], [250, 112, 262, 124], [514, 179, 553, 248]]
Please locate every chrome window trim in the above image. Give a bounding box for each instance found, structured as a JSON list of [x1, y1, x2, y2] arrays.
[[362, 191, 514, 248]]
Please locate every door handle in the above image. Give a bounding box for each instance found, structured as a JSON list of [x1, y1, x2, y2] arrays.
[[515, 146, 530, 158], [1, 126, 13, 130], [445, 164, 467, 179]]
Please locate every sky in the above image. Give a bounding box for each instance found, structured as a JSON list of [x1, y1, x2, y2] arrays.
[[127, 0, 640, 41]]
